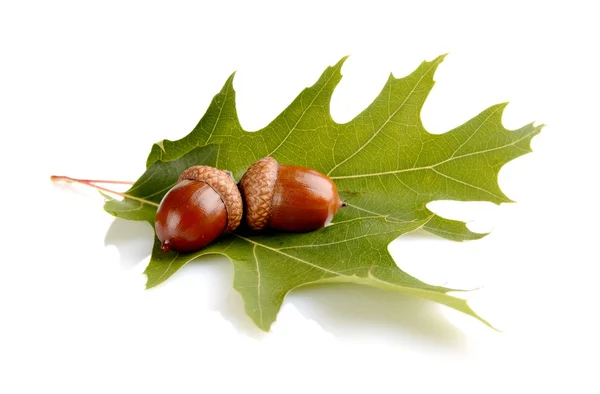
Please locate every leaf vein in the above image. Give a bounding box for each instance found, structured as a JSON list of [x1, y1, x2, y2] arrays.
[[327, 58, 442, 176], [150, 252, 180, 287], [277, 230, 402, 250], [252, 244, 263, 328], [448, 105, 503, 159], [430, 168, 503, 200], [205, 80, 229, 145], [330, 128, 539, 180], [235, 235, 344, 277], [267, 62, 342, 157]]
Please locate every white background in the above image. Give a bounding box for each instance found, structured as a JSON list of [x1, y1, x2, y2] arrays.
[[2, 0, 599, 393]]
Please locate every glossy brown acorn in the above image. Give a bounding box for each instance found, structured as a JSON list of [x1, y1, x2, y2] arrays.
[[155, 166, 242, 253], [239, 157, 343, 232]]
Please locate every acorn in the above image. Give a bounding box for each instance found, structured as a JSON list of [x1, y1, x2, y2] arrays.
[[239, 157, 343, 232], [155, 166, 242, 253]]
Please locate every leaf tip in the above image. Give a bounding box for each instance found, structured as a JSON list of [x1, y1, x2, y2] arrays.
[[221, 71, 238, 96], [475, 313, 500, 332], [333, 55, 350, 72], [155, 139, 166, 153], [256, 322, 273, 332], [491, 101, 511, 120], [226, 70, 237, 83], [144, 274, 160, 290], [432, 52, 449, 66], [415, 53, 449, 82], [449, 291, 500, 331], [533, 122, 546, 134], [466, 303, 500, 331], [462, 230, 490, 241]]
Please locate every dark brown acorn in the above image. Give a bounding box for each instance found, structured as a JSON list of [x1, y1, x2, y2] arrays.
[[155, 166, 242, 253], [238, 157, 343, 232]]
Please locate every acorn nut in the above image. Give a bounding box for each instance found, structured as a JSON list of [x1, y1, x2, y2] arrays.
[[239, 157, 343, 232], [155, 166, 242, 253]]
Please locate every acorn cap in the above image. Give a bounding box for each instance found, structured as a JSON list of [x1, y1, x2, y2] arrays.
[[238, 157, 279, 230], [178, 165, 243, 233]]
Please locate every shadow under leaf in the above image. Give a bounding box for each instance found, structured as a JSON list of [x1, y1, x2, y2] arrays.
[[104, 219, 468, 347], [289, 283, 468, 349], [104, 218, 154, 268]]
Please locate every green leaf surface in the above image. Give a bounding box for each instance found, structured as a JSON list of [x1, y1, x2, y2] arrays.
[[105, 55, 540, 331]]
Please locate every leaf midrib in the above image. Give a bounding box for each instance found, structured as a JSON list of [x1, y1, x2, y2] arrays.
[[330, 127, 538, 180]]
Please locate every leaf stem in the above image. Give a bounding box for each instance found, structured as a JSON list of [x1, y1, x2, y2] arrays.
[[50, 176, 134, 185], [50, 175, 159, 207]]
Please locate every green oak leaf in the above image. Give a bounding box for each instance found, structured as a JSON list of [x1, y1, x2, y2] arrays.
[[104, 55, 541, 331]]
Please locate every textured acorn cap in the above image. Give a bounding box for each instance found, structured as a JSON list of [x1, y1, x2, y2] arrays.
[[238, 157, 279, 230], [178, 166, 243, 233]]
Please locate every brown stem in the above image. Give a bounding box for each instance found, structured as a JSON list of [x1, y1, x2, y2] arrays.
[[50, 176, 134, 185], [50, 175, 159, 207]]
